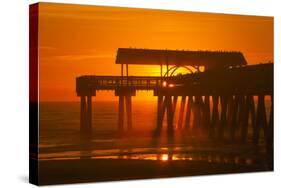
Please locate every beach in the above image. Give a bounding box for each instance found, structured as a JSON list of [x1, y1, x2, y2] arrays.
[[38, 157, 272, 185], [36, 101, 273, 185]]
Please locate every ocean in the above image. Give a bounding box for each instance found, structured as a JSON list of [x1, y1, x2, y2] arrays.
[[38, 100, 271, 167]]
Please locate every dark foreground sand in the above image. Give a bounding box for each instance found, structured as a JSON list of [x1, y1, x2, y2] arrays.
[[38, 158, 272, 185]]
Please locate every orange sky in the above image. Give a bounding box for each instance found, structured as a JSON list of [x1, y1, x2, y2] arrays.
[[38, 3, 273, 102]]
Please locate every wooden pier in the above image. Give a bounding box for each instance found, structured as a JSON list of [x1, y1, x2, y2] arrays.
[[76, 48, 273, 156]]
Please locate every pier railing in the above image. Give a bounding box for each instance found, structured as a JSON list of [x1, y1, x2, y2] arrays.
[[76, 76, 164, 95]]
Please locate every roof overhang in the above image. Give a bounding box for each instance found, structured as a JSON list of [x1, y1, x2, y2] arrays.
[[116, 48, 247, 68]]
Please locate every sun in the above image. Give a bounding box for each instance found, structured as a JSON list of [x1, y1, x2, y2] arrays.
[[161, 154, 169, 161]]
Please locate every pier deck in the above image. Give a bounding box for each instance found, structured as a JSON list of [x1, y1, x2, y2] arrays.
[[76, 63, 273, 96]]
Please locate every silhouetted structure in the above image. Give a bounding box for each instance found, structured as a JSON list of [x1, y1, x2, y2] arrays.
[[76, 48, 273, 160], [116, 48, 247, 74]]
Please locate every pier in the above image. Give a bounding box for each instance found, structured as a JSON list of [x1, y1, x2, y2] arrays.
[[76, 48, 273, 151]]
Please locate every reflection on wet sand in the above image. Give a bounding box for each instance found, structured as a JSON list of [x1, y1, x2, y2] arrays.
[[38, 130, 272, 185], [60, 129, 271, 170]]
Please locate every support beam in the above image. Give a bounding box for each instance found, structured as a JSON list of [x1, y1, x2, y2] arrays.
[[80, 96, 87, 139], [86, 95, 92, 139], [173, 95, 178, 113], [126, 95, 132, 131], [121, 64, 123, 86], [155, 96, 167, 136], [118, 95, 125, 132], [193, 96, 201, 134], [198, 96, 205, 133], [185, 96, 193, 130], [218, 95, 228, 140], [156, 96, 164, 134], [126, 64, 129, 77], [237, 95, 246, 140], [203, 95, 210, 134], [80, 95, 91, 159], [230, 95, 239, 140], [177, 96, 186, 129], [166, 96, 174, 137], [210, 95, 219, 138], [241, 95, 251, 143], [253, 95, 267, 145], [249, 96, 256, 133], [269, 95, 273, 134], [267, 94, 273, 169], [226, 96, 234, 139], [161, 96, 167, 126]]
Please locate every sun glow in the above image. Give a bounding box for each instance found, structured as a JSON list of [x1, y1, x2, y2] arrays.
[[161, 154, 169, 161], [168, 83, 175, 88]]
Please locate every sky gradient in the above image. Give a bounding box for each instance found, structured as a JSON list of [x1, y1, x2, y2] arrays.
[[38, 3, 273, 101]]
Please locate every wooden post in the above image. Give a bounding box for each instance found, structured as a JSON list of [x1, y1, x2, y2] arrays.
[[253, 95, 267, 145], [237, 95, 246, 141], [126, 95, 132, 131], [161, 96, 167, 126], [121, 64, 123, 86], [269, 95, 273, 136], [173, 95, 178, 113], [226, 96, 234, 139], [230, 95, 239, 140], [241, 95, 250, 143], [249, 96, 256, 134], [204, 95, 211, 135], [267, 94, 273, 169], [167, 96, 174, 137], [118, 95, 125, 132], [86, 95, 92, 139], [156, 96, 163, 131], [198, 96, 205, 133], [80, 96, 87, 139], [259, 95, 267, 140], [193, 96, 201, 134], [252, 96, 258, 145], [177, 96, 186, 129], [185, 96, 193, 130], [126, 64, 129, 77], [155, 95, 165, 135], [218, 95, 228, 140], [80, 95, 91, 159], [210, 95, 219, 138]]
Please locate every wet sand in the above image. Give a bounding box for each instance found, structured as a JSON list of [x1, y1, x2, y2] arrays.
[[38, 158, 272, 185]]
